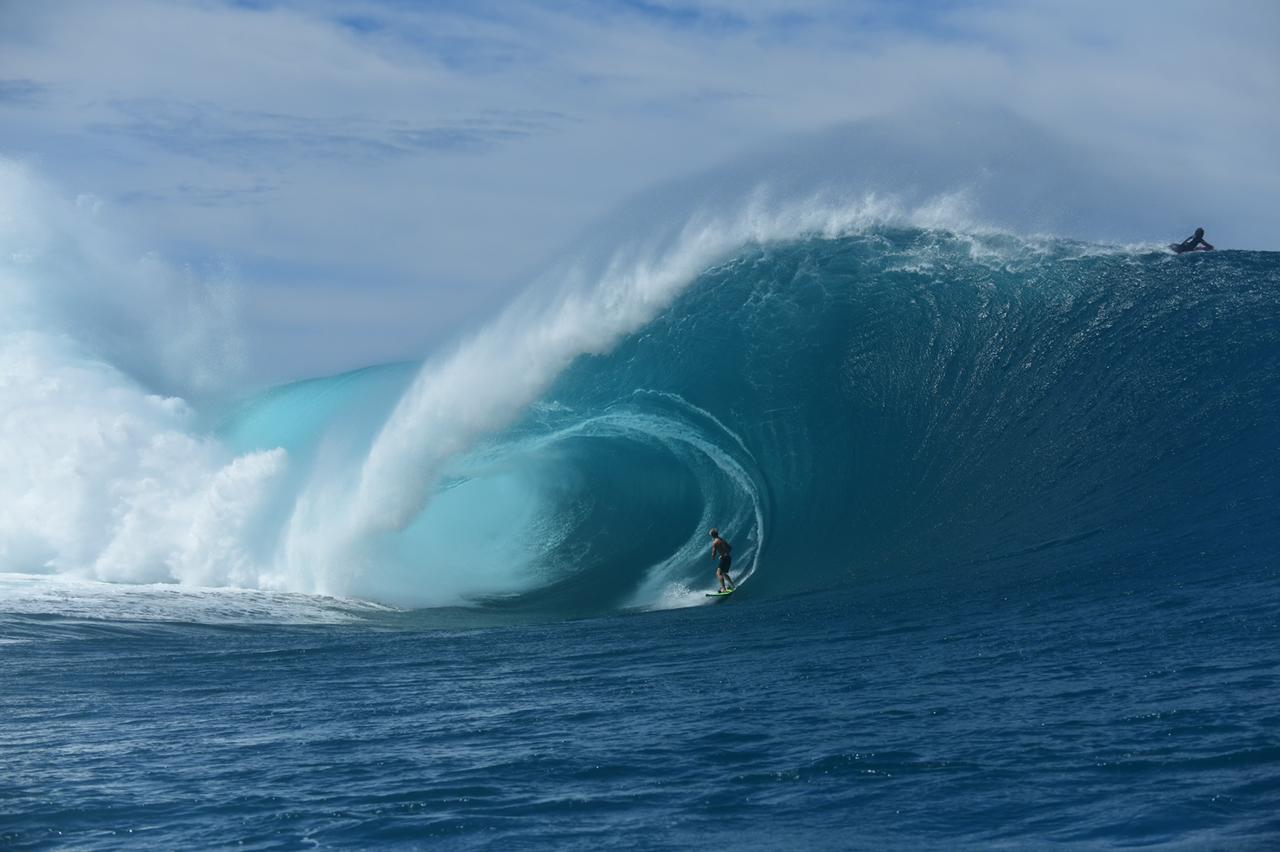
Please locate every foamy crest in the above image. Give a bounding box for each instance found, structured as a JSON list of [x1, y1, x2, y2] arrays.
[[0, 329, 286, 583], [1, 161, 283, 587]]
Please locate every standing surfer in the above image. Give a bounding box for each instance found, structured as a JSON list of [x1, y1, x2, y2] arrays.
[[710, 528, 735, 591], [1172, 228, 1214, 253]]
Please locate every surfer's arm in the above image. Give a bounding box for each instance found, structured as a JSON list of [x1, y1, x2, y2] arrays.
[[1200, 240, 1215, 250]]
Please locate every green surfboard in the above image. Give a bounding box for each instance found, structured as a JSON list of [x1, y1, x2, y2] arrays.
[[705, 588, 736, 598]]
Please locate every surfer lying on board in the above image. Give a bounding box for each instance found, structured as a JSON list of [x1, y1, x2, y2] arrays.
[[710, 528, 735, 591], [1172, 228, 1215, 253]]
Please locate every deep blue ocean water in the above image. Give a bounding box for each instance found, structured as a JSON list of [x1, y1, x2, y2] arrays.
[[4, 231, 1279, 848], [3, 567, 1278, 849]]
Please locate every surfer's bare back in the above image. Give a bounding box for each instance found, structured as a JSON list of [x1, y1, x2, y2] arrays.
[[1172, 227, 1214, 254]]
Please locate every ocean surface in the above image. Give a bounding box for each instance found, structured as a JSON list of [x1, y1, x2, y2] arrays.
[[3, 229, 1279, 848]]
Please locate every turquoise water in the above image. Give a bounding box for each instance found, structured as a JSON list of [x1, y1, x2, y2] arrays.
[[3, 231, 1279, 848]]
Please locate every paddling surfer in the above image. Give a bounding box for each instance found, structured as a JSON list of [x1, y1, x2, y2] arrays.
[[710, 528, 735, 591], [1172, 227, 1214, 254]]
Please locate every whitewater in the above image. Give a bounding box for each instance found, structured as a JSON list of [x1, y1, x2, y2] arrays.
[[2, 158, 1278, 849]]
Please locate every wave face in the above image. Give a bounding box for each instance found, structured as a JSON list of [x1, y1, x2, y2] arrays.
[[208, 230, 1280, 613]]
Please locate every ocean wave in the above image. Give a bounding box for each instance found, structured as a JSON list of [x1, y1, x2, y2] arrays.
[[4, 156, 1278, 617]]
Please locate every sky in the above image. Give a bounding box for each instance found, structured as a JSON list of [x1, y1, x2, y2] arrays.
[[2, 0, 1278, 384]]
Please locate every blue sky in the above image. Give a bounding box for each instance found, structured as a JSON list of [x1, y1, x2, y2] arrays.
[[2, 0, 1277, 382]]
